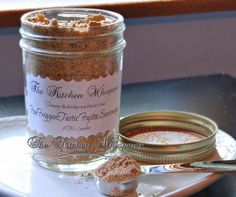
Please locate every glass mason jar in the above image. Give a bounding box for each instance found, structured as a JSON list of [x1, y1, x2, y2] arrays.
[[19, 8, 126, 172]]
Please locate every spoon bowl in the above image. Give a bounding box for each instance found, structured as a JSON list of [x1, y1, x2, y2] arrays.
[[94, 177, 138, 196], [94, 160, 236, 196]]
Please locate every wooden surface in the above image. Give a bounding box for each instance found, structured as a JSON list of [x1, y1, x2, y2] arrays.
[[1, 0, 236, 27]]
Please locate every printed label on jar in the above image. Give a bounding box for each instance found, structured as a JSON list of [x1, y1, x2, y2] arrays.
[[25, 72, 121, 137]]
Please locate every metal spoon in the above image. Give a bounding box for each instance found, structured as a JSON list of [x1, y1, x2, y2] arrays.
[[94, 160, 236, 196]]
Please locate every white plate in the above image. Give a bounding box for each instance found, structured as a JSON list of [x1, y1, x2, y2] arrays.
[[0, 116, 236, 197]]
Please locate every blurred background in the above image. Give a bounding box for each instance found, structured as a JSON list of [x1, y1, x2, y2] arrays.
[[1, 1, 236, 96]]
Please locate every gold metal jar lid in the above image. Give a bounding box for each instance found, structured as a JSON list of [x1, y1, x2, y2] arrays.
[[119, 111, 218, 164]]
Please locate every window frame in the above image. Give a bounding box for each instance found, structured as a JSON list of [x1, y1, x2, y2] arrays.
[[1, 0, 236, 27]]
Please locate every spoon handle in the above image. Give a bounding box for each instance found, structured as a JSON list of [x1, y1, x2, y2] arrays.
[[141, 160, 236, 174]]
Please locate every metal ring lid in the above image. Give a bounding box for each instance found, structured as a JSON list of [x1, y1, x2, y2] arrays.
[[119, 111, 218, 164]]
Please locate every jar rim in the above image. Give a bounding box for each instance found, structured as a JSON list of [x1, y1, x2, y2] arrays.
[[20, 8, 125, 41], [21, 8, 124, 30], [20, 8, 126, 55]]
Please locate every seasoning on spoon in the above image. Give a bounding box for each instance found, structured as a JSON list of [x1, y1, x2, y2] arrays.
[[94, 155, 141, 196], [94, 155, 141, 182], [94, 156, 236, 196]]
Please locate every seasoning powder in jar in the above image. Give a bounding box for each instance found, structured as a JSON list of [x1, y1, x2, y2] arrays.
[[19, 8, 126, 172]]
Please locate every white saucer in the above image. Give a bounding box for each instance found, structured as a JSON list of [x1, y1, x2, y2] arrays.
[[0, 116, 235, 197]]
